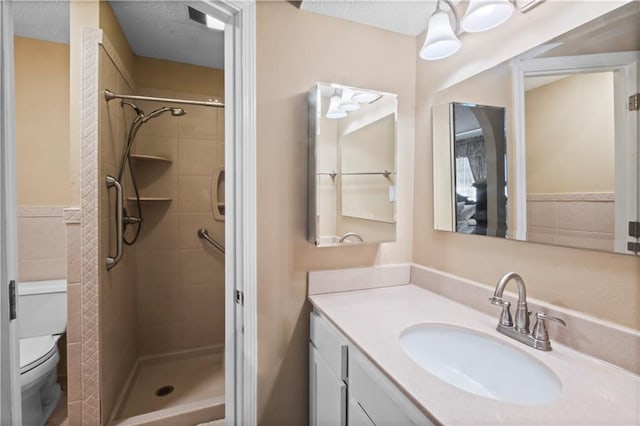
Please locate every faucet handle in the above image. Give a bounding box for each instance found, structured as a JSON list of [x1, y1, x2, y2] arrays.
[[532, 312, 566, 342], [498, 300, 513, 327]]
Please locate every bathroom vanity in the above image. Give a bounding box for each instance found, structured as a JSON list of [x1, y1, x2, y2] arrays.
[[308, 265, 639, 425]]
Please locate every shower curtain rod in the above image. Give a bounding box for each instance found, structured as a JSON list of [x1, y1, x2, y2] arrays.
[[104, 89, 224, 108]]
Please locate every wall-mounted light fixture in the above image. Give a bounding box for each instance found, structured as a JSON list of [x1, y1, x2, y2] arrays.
[[420, 0, 540, 61], [325, 85, 383, 119]]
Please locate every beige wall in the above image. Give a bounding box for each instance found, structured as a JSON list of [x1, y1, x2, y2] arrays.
[[14, 37, 71, 206], [256, 2, 415, 424], [413, 0, 639, 330], [526, 72, 615, 194]]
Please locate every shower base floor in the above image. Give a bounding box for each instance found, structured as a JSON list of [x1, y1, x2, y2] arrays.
[[110, 346, 225, 425]]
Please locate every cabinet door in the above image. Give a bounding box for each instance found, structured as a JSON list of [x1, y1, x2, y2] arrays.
[[310, 344, 347, 426], [348, 399, 375, 426]]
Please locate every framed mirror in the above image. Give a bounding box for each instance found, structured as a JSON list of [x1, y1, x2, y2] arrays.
[[308, 83, 398, 247], [433, 2, 639, 255]]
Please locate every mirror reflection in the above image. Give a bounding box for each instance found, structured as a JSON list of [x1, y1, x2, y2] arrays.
[[432, 2, 639, 255], [452, 103, 507, 237], [308, 83, 398, 247]]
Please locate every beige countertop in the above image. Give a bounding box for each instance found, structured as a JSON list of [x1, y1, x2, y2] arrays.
[[309, 284, 640, 425]]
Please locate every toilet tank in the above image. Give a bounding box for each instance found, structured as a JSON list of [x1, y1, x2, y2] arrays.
[[18, 280, 67, 338]]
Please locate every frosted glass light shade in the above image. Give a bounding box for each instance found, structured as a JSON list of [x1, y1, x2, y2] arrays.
[[326, 96, 347, 119], [461, 0, 514, 33], [339, 88, 360, 112], [419, 11, 461, 61]]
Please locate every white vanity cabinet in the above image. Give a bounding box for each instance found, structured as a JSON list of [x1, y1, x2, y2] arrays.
[[310, 312, 348, 426], [310, 311, 434, 426]]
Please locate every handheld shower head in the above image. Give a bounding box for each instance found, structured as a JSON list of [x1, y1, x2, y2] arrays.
[[121, 101, 144, 116], [141, 107, 187, 122]]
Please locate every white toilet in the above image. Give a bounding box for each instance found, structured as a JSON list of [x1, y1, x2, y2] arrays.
[[18, 280, 67, 426]]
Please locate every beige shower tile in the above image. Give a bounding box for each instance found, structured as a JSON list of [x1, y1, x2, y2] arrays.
[[136, 107, 179, 139], [178, 105, 216, 140], [67, 400, 82, 426], [526, 201, 558, 229], [67, 284, 81, 343], [178, 138, 217, 176], [592, 201, 615, 233], [215, 108, 225, 143], [139, 320, 220, 355], [67, 342, 82, 402], [136, 210, 178, 251], [178, 176, 212, 213], [177, 213, 219, 250], [136, 249, 179, 289], [557, 201, 593, 232], [178, 249, 224, 286], [18, 258, 66, 282], [134, 162, 178, 198], [214, 141, 225, 168], [18, 216, 66, 260], [65, 223, 81, 283], [132, 135, 178, 161]]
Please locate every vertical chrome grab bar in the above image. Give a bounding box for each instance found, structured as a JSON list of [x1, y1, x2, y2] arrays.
[[197, 228, 225, 254], [106, 175, 124, 270]]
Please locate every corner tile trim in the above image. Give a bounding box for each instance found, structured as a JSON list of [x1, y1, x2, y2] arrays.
[[308, 264, 411, 295], [80, 27, 103, 425], [17, 206, 64, 217], [64, 208, 82, 224], [527, 192, 614, 202], [409, 263, 640, 374]]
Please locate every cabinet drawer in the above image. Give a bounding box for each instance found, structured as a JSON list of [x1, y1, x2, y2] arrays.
[[310, 312, 348, 380], [349, 349, 434, 426]]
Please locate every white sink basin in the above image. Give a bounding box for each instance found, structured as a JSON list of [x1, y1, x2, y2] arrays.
[[399, 323, 562, 404]]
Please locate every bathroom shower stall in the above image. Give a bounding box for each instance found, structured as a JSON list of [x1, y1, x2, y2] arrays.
[[95, 2, 227, 423]]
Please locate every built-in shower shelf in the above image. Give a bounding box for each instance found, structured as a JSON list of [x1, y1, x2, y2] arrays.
[[127, 197, 172, 202], [129, 154, 172, 163]]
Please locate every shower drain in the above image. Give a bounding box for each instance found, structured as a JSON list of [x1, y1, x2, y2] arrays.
[[155, 385, 175, 397]]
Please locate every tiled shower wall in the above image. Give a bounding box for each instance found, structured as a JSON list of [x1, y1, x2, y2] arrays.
[[527, 193, 615, 251], [133, 86, 225, 355], [98, 45, 139, 421]]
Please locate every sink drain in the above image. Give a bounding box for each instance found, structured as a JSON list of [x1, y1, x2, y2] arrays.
[[155, 385, 174, 397]]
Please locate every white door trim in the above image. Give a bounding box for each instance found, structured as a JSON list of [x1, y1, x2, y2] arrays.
[[512, 51, 640, 249], [0, 1, 22, 424], [196, 1, 258, 424]]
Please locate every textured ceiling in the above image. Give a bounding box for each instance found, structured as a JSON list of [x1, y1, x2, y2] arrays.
[[11, 0, 224, 69], [13, 0, 69, 44], [300, 0, 441, 36], [109, 1, 224, 69]]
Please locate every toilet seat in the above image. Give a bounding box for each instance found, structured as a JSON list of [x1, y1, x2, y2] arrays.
[[20, 335, 59, 375]]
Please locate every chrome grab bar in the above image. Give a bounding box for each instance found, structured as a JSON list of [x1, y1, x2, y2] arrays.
[[198, 228, 225, 254], [106, 175, 124, 270]]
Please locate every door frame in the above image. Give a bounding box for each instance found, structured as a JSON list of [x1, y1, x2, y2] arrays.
[[78, 0, 257, 423], [0, 0, 21, 424], [199, 1, 258, 424], [512, 51, 640, 251]]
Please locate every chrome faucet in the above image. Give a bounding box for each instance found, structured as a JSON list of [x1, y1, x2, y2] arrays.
[[489, 272, 566, 351], [339, 232, 363, 243]]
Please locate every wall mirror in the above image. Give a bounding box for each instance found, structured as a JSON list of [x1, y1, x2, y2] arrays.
[[308, 82, 398, 247], [433, 2, 639, 255]]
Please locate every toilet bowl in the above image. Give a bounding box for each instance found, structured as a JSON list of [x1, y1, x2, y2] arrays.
[[20, 335, 62, 426], [18, 280, 67, 426]]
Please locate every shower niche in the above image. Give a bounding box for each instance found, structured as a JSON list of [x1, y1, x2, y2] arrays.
[[308, 82, 398, 247]]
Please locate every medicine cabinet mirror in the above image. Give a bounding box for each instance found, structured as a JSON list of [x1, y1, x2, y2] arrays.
[[308, 83, 398, 247], [432, 2, 640, 255]]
